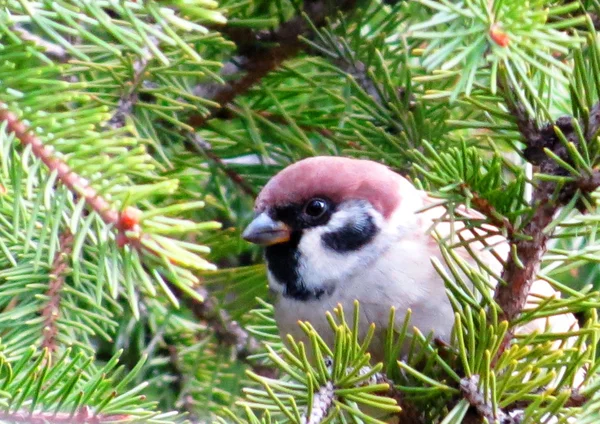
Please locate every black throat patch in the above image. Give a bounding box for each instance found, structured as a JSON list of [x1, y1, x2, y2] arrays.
[[263, 200, 377, 301], [265, 232, 330, 301]]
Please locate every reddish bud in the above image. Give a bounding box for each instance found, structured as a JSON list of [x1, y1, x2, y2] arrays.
[[119, 206, 142, 231], [490, 25, 509, 47]]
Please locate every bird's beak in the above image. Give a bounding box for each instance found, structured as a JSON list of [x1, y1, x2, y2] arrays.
[[242, 213, 291, 246]]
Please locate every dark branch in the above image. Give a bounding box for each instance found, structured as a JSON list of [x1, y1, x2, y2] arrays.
[[188, 0, 357, 129], [166, 283, 275, 376], [492, 98, 600, 360]]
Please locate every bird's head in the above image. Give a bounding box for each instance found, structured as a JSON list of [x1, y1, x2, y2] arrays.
[[242, 156, 422, 301]]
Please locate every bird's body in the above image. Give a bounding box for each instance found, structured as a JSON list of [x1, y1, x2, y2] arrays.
[[242, 156, 577, 361], [271, 188, 456, 361]]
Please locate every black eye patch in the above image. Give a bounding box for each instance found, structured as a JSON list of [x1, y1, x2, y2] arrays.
[[321, 213, 378, 252]]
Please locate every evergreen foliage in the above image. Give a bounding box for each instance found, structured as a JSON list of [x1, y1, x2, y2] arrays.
[[0, 0, 600, 423]]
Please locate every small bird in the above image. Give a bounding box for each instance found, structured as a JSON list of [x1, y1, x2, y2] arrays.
[[242, 156, 578, 362]]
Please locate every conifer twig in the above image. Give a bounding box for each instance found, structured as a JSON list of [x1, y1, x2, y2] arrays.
[[41, 229, 74, 353], [188, 0, 358, 128], [460, 375, 523, 424], [0, 107, 142, 246], [301, 381, 335, 424], [107, 34, 158, 129], [493, 99, 600, 361], [11, 25, 69, 62], [0, 406, 130, 424]]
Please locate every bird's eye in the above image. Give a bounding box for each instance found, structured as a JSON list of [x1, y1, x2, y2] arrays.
[[304, 198, 328, 218]]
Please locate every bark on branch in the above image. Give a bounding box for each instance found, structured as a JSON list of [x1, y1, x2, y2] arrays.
[[41, 229, 74, 353], [0, 406, 130, 424], [167, 283, 275, 375], [493, 101, 600, 358], [188, 0, 357, 129], [0, 107, 143, 248]]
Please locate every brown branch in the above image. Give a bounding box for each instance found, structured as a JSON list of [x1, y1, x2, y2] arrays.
[[0, 108, 119, 225], [0, 107, 144, 248], [0, 406, 130, 424], [167, 283, 276, 375], [492, 99, 600, 361], [187, 0, 357, 128], [463, 184, 515, 237], [41, 229, 74, 353]]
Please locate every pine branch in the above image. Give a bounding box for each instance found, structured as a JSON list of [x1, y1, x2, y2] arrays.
[[107, 34, 158, 129], [40, 229, 74, 353], [0, 107, 149, 247], [0, 108, 119, 226], [0, 406, 130, 424], [301, 381, 335, 424], [169, 284, 262, 364], [189, 0, 358, 128], [11, 25, 69, 62], [493, 100, 600, 360], [460, 375, 523, 424]]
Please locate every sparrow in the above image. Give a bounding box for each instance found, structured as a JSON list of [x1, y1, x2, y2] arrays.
[[242, 156, 579, 363]]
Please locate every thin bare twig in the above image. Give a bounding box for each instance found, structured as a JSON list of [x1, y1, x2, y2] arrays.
[[41, 229, 74, 353], [0, 406, 130, 424]]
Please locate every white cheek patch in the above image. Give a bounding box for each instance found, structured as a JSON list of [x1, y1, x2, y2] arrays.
[[295, 201, 395, 292]]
